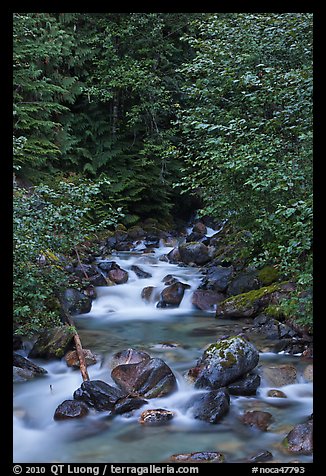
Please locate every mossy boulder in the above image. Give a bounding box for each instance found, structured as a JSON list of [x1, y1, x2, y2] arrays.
[[217, 282, 295, 319], [258, 265, 280, 285], [187, 336, 259, 389], [29, 326, 75, 360]]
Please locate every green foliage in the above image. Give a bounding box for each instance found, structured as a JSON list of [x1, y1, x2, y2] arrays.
[[174, 13, 312, 325], [13, 179, 122, 336]]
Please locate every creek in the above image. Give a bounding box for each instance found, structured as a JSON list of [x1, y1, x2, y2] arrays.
[[13, 239, 313, 463]]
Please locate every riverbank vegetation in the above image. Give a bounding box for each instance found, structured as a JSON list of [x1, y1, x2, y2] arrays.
[[13, 13, 313, 335]]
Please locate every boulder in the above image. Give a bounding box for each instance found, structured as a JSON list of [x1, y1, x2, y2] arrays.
[[111, 348, 151, 368], [139, 409, 175, 425], [240, 411, 273, 431], [54, 400, 89, 420], [157, 282, 186, 308], [303, 365, 313, 382], [192, 222, 207, 236], [29, 326, 75, 360], [13, 366, 35, 382], [187, 336, 259, 389], [217, 282, 296, 319], [73, 380, 126, 411], [261, 364, 297, 387], [162, 275, 178, 286], [167, 247, 181, 263], [200, 266, 234, 292], [227, 268, 260, 296], [141, 286, 157, 302], [88, 273, 108, 286], [178, 242, 210, 265], [111, 357, 177, 398], [169, 452, 225, 463], [186, 388, 230, 424], [127, 226, 145, 240], [13, 353, 47, 376], [115, 242, 133, 252], [64, 349, 97, 368], [97, 261, 116, 272], [61, 288, 92, 315], [114, 397, 148, 415], [71, 264, 99, 280], [227, 373, 260, 396], [108, 266, 129, 284], [191, 289, 225, 311], [131, 265, 152, 279], [283, 420, 313, 454]]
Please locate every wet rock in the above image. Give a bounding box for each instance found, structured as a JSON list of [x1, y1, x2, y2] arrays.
[[200, 265, 234, 292], [178, 242, 210, 265], [13, 366, 34, 382], [131, 265, 152, 279], [267, 389, 287, 398], [73, 380, 126, 411], [64, 349, 97, 368], [71, 264, 99, 280], [114, 397, 148, 415], [186, 232, 206, 243], [303, 364, 313, 382], [167, 247, 181, 263], [54, 400, 89, 420], [186, 388, 230, 424], [228, 373, 260, 396], [111, 348, 151, 368], [283, 420, 313, 454], [157, 282, 185, 308], [139, 409, 175, 425], [240, 411, 273, 431], [169, 451, 225, 463], [188, 336, 259, 389], [248, 450, 273, 462], [111, 357, 177, 398], [13, 353, 47, 376], [261, 364, 297, 387], [162, 274, 178, 285], [191, 289, 225, 311], [227, 268, 260, 296], [169, 452, 225, 463], [141, 286, 157, 302], [61, 288, 92, 315], [29, 326, 75, 360], [108, 266, 129, 284]]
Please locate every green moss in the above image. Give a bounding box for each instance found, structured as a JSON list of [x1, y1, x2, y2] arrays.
[[220, 282, 286, 310], [264, 304, 284, 319], [206, 336, 245, 367], [258, 266, 279, 285]]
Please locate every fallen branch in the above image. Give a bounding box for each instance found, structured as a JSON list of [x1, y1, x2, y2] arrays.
[[74, 246, 89, 279], [63, 309, 90, 382]]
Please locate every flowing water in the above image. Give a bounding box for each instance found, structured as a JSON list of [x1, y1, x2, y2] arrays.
[[13, 243, 313, 463]]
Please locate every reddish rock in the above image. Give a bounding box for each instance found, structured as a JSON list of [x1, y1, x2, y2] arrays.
[[108, 267, 129, 284], [111, 348, 150, 368], [240, 411, 273, 431], [64, 349, 97, 368], [191, 289, 225, 311], [192, 222, 207, 236], [157, 282, 186, 308], [54, 400, 89, 420]]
